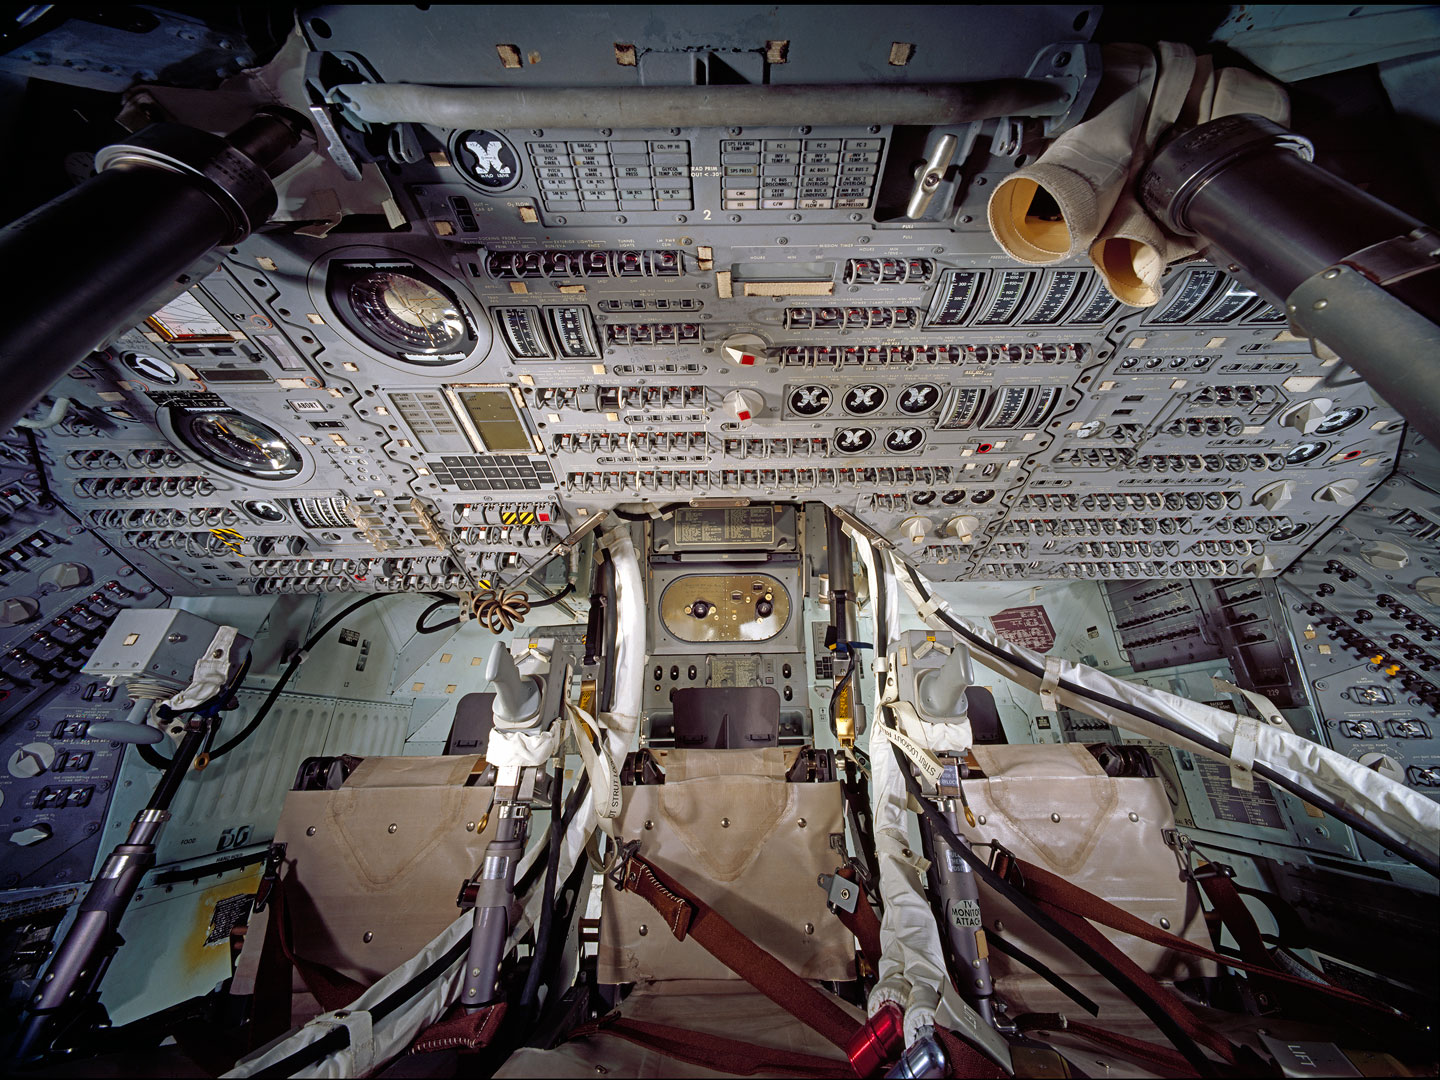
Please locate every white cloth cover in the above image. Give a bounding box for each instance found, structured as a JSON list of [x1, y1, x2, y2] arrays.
[[988, 42, 1291, 305]]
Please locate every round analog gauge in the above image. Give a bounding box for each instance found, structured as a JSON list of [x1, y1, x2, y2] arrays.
[[1314, 407, 1367, 436], [897, 383, 941, 415], [1285, 441, 1328, 465], [349, 272, 467, 356], [1265, 521, 1308, 543], [173, 411, 303, 480], [788, 385, 831, 416], [834, 427, 875, 454], [885, 427, 925, 453], [243, 499, 287, 522], [843, 385, 886, 415]]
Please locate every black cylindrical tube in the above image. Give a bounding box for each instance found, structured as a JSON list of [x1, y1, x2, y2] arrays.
[[0, 167, 232, 432], [1144, 114, 1440, 445]]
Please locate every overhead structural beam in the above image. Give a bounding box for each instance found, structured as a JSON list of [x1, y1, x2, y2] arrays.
[[327, 79, 1070, 130]]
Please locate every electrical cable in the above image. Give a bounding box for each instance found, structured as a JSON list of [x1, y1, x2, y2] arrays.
[[414, 593, 461, 635], [610, 502, 687, 521], [138, 593, 389, 770], [897, 560, 1440, 880]]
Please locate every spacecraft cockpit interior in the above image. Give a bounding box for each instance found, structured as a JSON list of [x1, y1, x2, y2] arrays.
[[0, 5, 1437, 1078]]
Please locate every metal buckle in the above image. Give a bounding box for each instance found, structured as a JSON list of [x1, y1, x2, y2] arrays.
[[986, 840, 1023, 888], [817, 870, 859, 914], [606, 839, 641, 892], [252, 842, 287, 913]]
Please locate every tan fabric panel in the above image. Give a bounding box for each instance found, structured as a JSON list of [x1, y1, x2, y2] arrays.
[[962, 743, 1216, 1017], [269, 755, 496, 984], [599, 753, 855, 984]]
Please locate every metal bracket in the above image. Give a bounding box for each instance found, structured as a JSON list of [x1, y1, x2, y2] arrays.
[[607, 839, 641, 892], [252, 842, 287, 914], [1027, 42, 1102, 137], [817, 871, 859, 914], [1338, 226, 1440, 286]]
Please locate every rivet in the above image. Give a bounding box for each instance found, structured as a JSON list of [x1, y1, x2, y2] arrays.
[[804, 923, 815, 935], [1050, 812, 1061, 823], [1323, 268, 1341, 279], [306, 826, 316, 836], [363, 931, 374, 943], [974, 978, 985, 987], [638, 924, 648, 936], [1128, 812, 1139, 822], [994, 920, 1005, 932], [797, 817, 807, 828], [388, 823, 398, 833], [596, 1068, 608, 1075], [839, 887, 851, 900], [1159, 917, 1171, 930], [976, 815, 986, 825], [471, 968, 481, 977], [644, 819, 654, 829], [1312, 299, 1328, 310], [721, 817, 730, 828], [466, 821, 476, 831]]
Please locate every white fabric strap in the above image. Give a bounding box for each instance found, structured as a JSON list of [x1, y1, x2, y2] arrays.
[[485, 725, 561, 768], [1230, 715, 1261, 791], [1039, 654, 1063, 713], [566, 702, 622, 828], [165, 625, 239, 712], [309, 1009, 374, 1075], [1212, 674, 1296, 734]]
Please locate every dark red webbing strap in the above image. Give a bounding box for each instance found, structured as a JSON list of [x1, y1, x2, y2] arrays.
[[1012, 857, 1390, 1014], [619, 850, 863, 1051], [1032, 898, 1240, 1065]]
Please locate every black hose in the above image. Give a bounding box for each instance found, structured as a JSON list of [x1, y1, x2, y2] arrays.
[[520, 763, 566, 1009], [138, 593, 390, 769], [527, 582, 576, 608], [415, 593, 461, 635], [898, 562, 1440, 880], [515, 771, 591, 898]]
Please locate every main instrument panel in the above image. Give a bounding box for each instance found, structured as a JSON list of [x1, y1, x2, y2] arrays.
[[3, 9, 1412, 602]]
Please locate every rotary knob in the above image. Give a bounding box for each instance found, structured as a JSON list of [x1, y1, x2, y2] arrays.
[[944, 515, 981, 543], [721, 333, 769, 367], [900, 516, 930, 546], [690, 600, 712, 619], [1361, 541, 1409, 570], [1315, 479, 1360, 506], [1252, 480, 1295, 511], [1278, 398, 1334, 435], [723, 389, 765, 423]]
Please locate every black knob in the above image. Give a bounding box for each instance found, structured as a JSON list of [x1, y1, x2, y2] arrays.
[[691, 600, 711, 619], [755, 598, 774, 618]]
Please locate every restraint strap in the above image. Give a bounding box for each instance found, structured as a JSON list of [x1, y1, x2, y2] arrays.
[[833, 864, 883, 969], [615, 847, 862, 1051], [1010, 856, 1392, 1014], [252, 867, 369, 1032], [568, 1015, 855, 1078]]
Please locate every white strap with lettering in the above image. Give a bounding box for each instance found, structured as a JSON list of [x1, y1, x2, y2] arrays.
[[565, 701, 622, 829], [877, 716, 947, 787]]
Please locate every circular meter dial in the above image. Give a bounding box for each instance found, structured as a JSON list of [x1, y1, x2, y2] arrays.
[[349, 272, 467, 354], [173, 411, 303, 480]]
